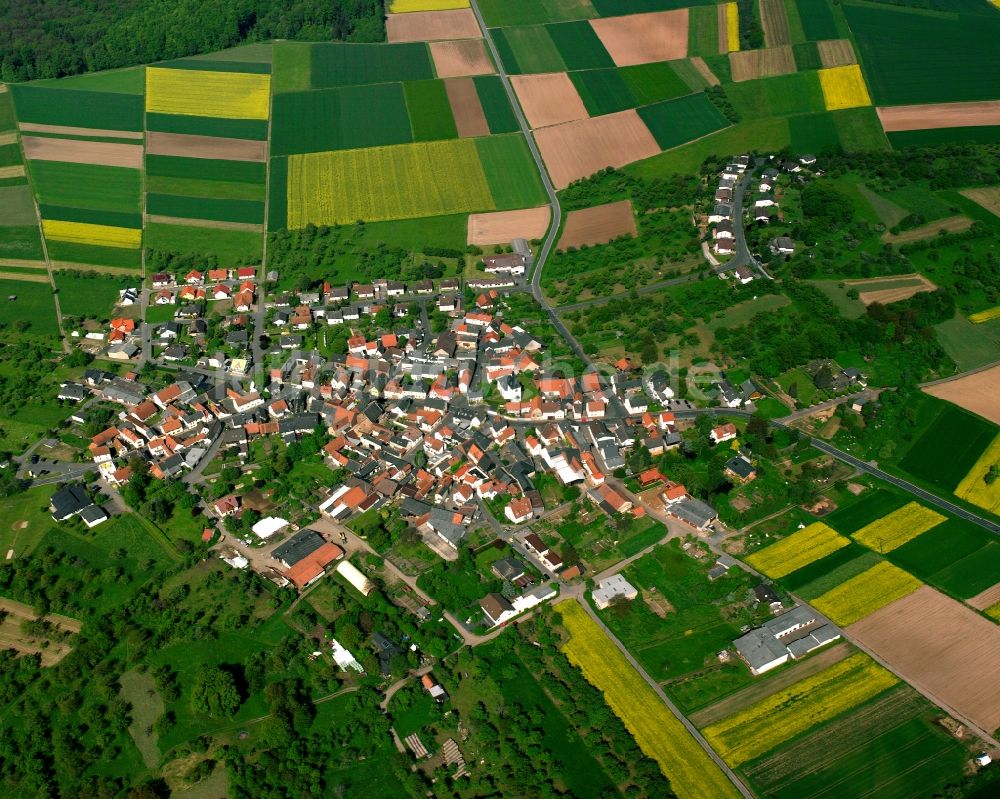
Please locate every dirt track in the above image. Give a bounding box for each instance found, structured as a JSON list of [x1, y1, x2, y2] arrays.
[[591, 9, 688, 66], [467, 207, 551, 245], [558, 199, 637, 248], [22, 136, 142, 168], [511, 73, 589, 129], [430, 39, 493, 77], [146, 131, 266, 162], [881, 215, 973, 244], [387, 8, 480, 42], [924, 364, 1000, 426], [877, 100, 1000, 132]]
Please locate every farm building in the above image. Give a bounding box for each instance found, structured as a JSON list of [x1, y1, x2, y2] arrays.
[[592, 574, 638, 610], [734, 605, 841, 676]]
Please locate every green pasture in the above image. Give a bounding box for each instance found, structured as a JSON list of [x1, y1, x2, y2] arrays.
[[0, 278, 58, 334], [404, 80, 457, 142], [55, 271, 131, 317], [46, 241, 142, 269], [144, 222, 262, 264], [638, 92, 730, 150], [309, 42, 434, 88], [29, 161, 141, 214], [10, 85, 143, 131]]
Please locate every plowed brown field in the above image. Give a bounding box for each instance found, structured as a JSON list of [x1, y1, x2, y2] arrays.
[[818, 39, 857, 68], [21, 136, 142, 168], [430, 39, 494, 77], [386, 8, 481, 42], [445, 78, 490, 137], [558, 199, 637, 248], [511, 73, 589, 129], [729, 45, 796, 81], [924, 364, 1000, 426], [877, 101, 1000, 132], [591, 9, 689, 66], [467, 207, 551, 245], [145, 131, 266, 162]]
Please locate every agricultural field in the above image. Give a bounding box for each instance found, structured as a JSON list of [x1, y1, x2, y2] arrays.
[[745, 522, 849, 579], [54, 271, 133, 319], [897, 401, 998, 491], [0, 279, 58, 335], [850, 501, 945, 553], [811, 560, 922, 626], [925, 365, 1000, 427], [556, 600, 743, 799], [637, 92, 730, 150], [954, 435, 1000, 514], [0, 91, 43, 263]]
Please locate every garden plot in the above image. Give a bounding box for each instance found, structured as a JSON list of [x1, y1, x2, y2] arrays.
[[386, 8, 481, 42], [511, 73, 589, 129], [877, 101, 1000, 132], [557, 199, 636, 248], [924, 365, 1000, 426], [849, 585, 1000, 734], [590, 10, 689, 67], [467, 207, 550, 245], [430, 39, 494, 77]]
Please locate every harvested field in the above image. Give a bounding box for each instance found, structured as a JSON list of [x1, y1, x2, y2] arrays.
[[968, 580, 1000, 611], [690, 57, 720, 87], [717, 4, 730, 54], [729, 45, 796, 82], [430, 39, 494, 77], [534, 109, 660, 189], [881, 215, 973, 244], [843, 273, 937, 306], [877, 100, 1000, 132], [0, 165, 25, 179], [558, 199, 637, 248], [146, 131, 266, 162], [925, 365, 1000, 426], [817, 39, 857, 68], [386, 8, 480, 42], [848, 584, 1000, 733], [18, 122, 144, 140], [760, 0, 791, 48], [590, 10, 689, 67], [21, 136, 142, 169], [145, 215, 262, 232], [962, 187, 1000, 218], [511, 73, 589, 129], [0, 132, 16, 146], [445, 78, 490, 137], [467, 206, 551, 245]]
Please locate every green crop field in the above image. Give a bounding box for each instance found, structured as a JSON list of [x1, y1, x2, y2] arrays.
[[688, 4, 720, 57], [403, 80, 458, 142], [898, 403, 997, 491], [796, 0, 837, 40], [480, 0, 597, 26], [157, 58, 270, 75], [46, 241, 142, 269], [272, 42, 312, 93], [268, 156, 288, 231], [475, 135, 547, 209], [727, 72, 825, 120], [145, 155, 265, 184], [845, 3, 1000, 105], [0, 144, 21, 168], [146, 112, 269, 141], [787, 112, 840, 153], [493, 27, 566, 74], [145, 175, 265, 201], [935, 314, 1000, 373], [144, 222, 262, 264], [547, 21, 614, 70], [0, 279, 58, 334], [824, 490, 910, 535], [791, 42, 821, 71], [55, 271, 131, 317], [621, 62, 691, 105], [10, 85, 143, 131], [783, 548, 882, 600], [931, 542, 1000, 599], [310, 43, 434, 88], [638, 93, 730, 150], [474, 76, 520, 134], [890, 518, 992, 585], [146, 194, 264, 225], [889, 127, 1000, 149], [0, 185, 40, 226], [832, 107, 889, 151], [29, 66, 146, 95], [0, 91, 15, 130], [29, 162, 141, 214], [570, 69, 636, 116], [39, 205, 141, 229], [590, 0, 713, 12], [0, 227, 44, 260], [272, 84, 412, 156]]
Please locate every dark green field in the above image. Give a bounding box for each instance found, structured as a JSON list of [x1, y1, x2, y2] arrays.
[[479, 0, 597, 26], [890, 518, 993, 585], [796, 0, 838, 40], [46, 241, 142, 269], [146, 194, 264, 225], [570, 69, 636, 116], [845, 3, 1000, 105], [929, 541, 1000, 599], [547, 21, 614, 70], [0, 279, 58, 334], [475, 76, 520, 134], [780, 542, 870, 593], [10, 85, 143, 131], [824, 490, 910, 534], [403, 80, 457, 142], [898, 403, 997, 491], [267, 156, 288, 231], [146, 112, 269, 141], [39, 205, 142, 229], [156, 58, 270, 74], [788, 112, 841, 153], [621, 62, 692, 106], [476, 135, 547, 209], [791, 550, 882, 600], [590, 0, 713, 12], [272, 84, 412, 155], [309, 42, 434, 88], [889, 127, 1000, 149], [145, 155, 265, 183], [0, 144, 20, 168], [55, 271, 131, 317], [792, 41, 822, 71], [637, 93, 730, 150], [29, 161, 141, 214], [0, 226, 44, 260], [727, 72, 825, 120], [145, 222, 262, 264], [492, 27, 566, 74], [0, 90, 16, 130], [146, 175, 265, 201]]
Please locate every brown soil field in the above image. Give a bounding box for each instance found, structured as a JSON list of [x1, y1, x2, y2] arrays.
[[760, 0, 791, 47], [0, 131, 17, 146], [386, 8, 481, 42], [19, 122, 144, 140], [924, 364, 1000, 426], [729, 45, 796, 82], [844, 273, 937, 306], [511, 73, 589, 129], [961, 187, 1000, 219], [0, 259, 45, 268], [817, 39, 857, 68], [848, 585, 1000, 733], [0, 165, 25, 179], [590, 9, 689, 66], [534, 109, 661, 189], [689, 642, 852, 728], [881, 215, 973, 244], [145, 131, 266, 162], [878, 101, 1000, 132], [0, 271, 47, 283], [445, 78, 490, 137], [430, 39, 494, 78], [467, 206, 551, 245], [717, 4, 730, 54], [0, 84, 7, 94], [145, 214, 262, 232], [968, 582, 1000, 611], [558, 199, 637, 248], [691, 57, 721, 86], [21, 136, 142, 168]]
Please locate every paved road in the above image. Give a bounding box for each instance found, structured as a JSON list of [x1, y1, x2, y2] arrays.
[[725, 158, 773, 280]]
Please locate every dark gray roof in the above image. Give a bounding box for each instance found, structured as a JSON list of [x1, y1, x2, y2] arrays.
[[273, 529, 325, 567]]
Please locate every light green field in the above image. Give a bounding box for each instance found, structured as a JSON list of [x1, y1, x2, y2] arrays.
[[29, 66, 146, 95], [935, 313, 1000, 372]]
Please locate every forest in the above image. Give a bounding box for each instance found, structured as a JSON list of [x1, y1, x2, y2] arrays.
[[0, 0, 384, 81]]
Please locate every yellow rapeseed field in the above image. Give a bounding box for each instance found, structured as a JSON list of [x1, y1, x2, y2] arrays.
[[287, 140, 493, 228], [703, 653, 897, 767], [818, 64, 871, 110], [746, 523, 850, 579], [969, 305, 1000, 324], [557, 601, 742, 799], [955, 434, 1000, 514], [986, 601, 1000, 621], [851, 501, 945, 552], [146, 67, 270, 120], [812, 560, 921, 626], [726, 3, 740, 52], [389, 0, 470, 11], [43, 220, 141, 249]]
